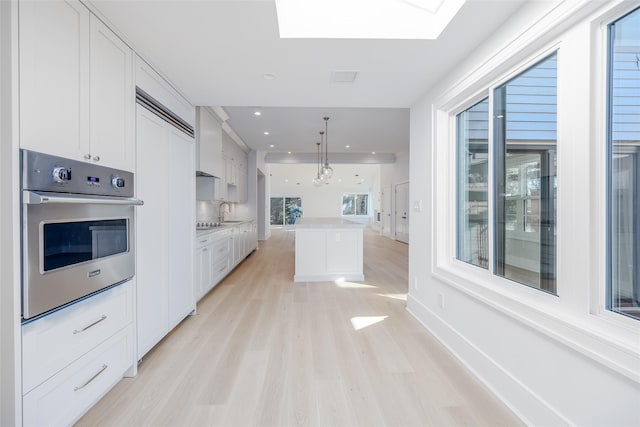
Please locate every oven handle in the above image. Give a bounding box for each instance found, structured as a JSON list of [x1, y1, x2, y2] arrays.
[[23, 191, 144, 206]]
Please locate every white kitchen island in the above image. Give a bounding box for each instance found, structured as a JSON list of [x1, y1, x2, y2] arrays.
[[294, 218, 365, 282]]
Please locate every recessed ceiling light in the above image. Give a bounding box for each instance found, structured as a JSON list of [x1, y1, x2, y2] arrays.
[[331, 70, 358, 83], [284, 179, 289, 183], [263, 74, 276, 80], [372, 151, 376, 155], [269, 144, 275, 148], [345, 145, 351, 148], [263, 131, 270, 135], [254, 111, 262, 116], [287, 151, 292, 154]]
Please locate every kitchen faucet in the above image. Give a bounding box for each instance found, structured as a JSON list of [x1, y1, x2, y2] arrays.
[[218, 201, 231, 224]]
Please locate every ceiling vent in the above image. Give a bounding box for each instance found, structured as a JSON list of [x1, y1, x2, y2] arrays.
[[331, 70, 359, 83]]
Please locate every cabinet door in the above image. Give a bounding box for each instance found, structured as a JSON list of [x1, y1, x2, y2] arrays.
[[168, 128, 195, 328], [196, 107, 223, 177], [238, 161, 248, 203], [89, 15, 134, 171], [196, 246, 213, 300], [135, 106, 169, 359], [19, 0, 90, 158]]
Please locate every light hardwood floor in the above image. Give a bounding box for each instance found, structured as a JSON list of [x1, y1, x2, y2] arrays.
[[77, 229, 523, 427]]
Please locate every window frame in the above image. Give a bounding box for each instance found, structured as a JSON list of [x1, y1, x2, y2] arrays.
[[425, 0, 639, 388], [341, 193, 372, 217], [269, 195, 303, 226], [605, 6, 640, 322], [451, 51, 559, 296]]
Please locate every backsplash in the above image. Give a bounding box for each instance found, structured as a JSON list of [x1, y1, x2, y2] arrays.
[[196, 201, 250, 223], [196, 200, 225, 223]]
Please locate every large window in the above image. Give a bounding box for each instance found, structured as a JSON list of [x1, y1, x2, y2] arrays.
[[455, 53, 557, 294], [342, 193, 370, 216], [494, 53, 557, 294], [607, 7, 640, 321], [456, 98, 489, 268], [270, 197, 302, 225]]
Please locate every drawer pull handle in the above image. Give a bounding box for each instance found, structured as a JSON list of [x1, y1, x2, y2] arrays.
[[74, 364, 108, 391], [218, 265, 226, 273], [73, 315, 107, 334], [199, 239, 208, 244]]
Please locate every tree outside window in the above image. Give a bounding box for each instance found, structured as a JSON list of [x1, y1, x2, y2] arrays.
[[342, 194, 370, 216]]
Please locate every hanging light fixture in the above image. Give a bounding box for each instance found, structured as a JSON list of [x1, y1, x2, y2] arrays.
[[321, 116, 333, 179], [313, 139, 324, 187]]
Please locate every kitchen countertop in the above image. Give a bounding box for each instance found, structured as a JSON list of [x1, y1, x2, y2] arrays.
[[294, 217, 365, 229], [196, 219, 254, 236]]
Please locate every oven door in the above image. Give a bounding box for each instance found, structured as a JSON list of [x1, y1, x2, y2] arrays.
[[22, 191, 142, 320]]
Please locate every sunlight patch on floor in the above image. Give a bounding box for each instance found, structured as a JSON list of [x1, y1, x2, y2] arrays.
[[350, 315, 388, 331], [334, 279, 376, 289], [376, 293, 407, 301]]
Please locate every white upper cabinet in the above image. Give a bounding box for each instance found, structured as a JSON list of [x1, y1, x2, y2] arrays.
[[196, 107, 223, 178], [19, 0, 134, 171], [134, 56, 195, 128], [19, 0, 90, 160], [89, 14, 134, 171]]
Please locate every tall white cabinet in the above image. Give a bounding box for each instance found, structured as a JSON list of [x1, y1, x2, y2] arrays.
[[19, 0, 133, 171], [136, 105, 195, 359]]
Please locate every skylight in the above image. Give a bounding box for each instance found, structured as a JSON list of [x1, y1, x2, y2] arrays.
[[275, 0, 466, 40]]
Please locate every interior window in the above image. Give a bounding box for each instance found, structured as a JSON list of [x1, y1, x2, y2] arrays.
[[342, 194, 370, 216], [494, 53, 558, 294], [607, 7, 640, 321], [456, 98, 489, 269], [270, 197, 302, 225]]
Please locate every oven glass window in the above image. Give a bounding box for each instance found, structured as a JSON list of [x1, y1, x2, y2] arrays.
[[43, 219, 128, 271]]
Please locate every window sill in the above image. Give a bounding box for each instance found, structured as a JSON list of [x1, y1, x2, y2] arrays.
[[431, 259, 640, 384]]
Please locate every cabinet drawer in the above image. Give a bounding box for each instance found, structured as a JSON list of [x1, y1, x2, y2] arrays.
[[196, 234, 213, 248], [23, 327, 133, 427], [22, 282, 133, 394], [212, 256, 229, 284], [211, 237, 230, 258]]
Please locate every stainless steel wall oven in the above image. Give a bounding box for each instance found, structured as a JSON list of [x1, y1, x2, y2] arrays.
[[21, 150, 143, 320]]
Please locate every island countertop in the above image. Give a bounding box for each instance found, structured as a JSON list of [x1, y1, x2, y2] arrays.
[[295, 217, 365, 228]]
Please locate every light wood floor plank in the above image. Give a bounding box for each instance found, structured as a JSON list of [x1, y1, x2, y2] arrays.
[[77, 229, 523, 427]]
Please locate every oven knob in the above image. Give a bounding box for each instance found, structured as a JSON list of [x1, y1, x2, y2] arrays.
[[112, 176, 125, 189], [52, 167, 71, 183]]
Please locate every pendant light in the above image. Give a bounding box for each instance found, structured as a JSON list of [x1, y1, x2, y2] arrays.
[[313, 139, 324, 187], [321, 116, 333, 179]]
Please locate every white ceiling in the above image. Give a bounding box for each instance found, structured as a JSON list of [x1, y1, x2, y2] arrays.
[[91, 0, 527, 156], [270, 163, 381, 192]]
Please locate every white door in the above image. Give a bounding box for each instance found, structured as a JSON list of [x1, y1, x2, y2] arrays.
[[136, 105, 169, 359], [381, 184, 392, 238], [395, 182, 409, 244], [167, 127, 195, 329]]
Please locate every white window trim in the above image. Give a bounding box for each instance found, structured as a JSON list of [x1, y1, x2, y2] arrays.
[[429, 0, 639, 383], [341, 192, 372, 217]]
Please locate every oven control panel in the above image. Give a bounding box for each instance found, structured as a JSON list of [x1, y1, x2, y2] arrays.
[[52, 167, 71, 183], [112, 176, 125, 189], [22, 150, 134, 197]]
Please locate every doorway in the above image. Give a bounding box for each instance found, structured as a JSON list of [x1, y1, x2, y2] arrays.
[[381, 184, 392, 238], [395, 182, 409, 244], [257, 169, 266, 240]]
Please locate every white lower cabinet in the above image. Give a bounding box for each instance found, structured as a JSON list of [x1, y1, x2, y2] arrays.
[[22, 282, 135, 427], [196, 229, 230, 300], [195, 221, 256, 301]]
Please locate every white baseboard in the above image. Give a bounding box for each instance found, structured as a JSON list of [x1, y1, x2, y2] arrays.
[[406, 294, 571, 427]]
